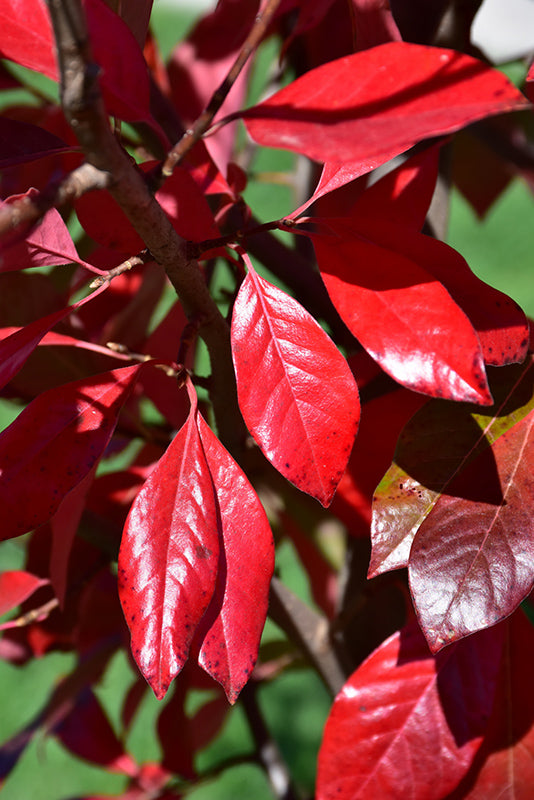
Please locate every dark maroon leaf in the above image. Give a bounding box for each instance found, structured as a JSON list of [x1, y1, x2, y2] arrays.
[[0, 118, 72, 168], [311, 220, 492, 404], [118, 382, 220, 700], [242, 43, 529, 168], [448, 610, 534, 799], [0, 364, 144, 540], [231, 257, 360, 506], [196, 414, 275, 702], [370, 357, 534, 578], [317, 621, 505, 800], [409, 402, 534, 652]]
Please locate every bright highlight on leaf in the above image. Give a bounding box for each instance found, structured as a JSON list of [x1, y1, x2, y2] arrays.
[[242, 42, 530, 168], [231, 257, 360, 507], [119, 380, 274, 702]]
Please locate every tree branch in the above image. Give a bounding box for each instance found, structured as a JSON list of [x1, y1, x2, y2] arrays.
[[161, 0, 283, 178], [45, 0, 247, 452]]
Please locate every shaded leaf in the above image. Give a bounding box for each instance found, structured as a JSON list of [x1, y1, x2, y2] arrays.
[[231, 257, 360, 506], [242, 43, 529, 167], [311, 220, 492, 404], [409, 402, 534, 652], [370, 358, 534, 577], [0, 364, 143, 540], [448, 610, 534, 799], [0, 190, 94, 273], [118, 384, 219, 700], [0, 117, 72, 168], [196, 415, 275, 702], [317, 621, 504, 800], [0, 571, 50, 617], [0, 283, 108, 393]]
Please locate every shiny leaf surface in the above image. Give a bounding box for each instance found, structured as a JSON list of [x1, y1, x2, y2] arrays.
[[231, 259, 360, 506]]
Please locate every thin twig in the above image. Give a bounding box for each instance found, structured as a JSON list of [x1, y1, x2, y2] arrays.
[[0, 597, 59, 630], [46, 0, 247, 453], [161, 0, 283, 178], [89, 249, 153, 287], [269, 576, 348, 697], [241, 681, 301, 800], [0, 161, 110, 239]]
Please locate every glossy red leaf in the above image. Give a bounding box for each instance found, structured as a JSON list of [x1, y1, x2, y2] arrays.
[[0, 364, 143, 541], [242, 43, 529, 167], [0, 190, 95, 273], [118, 384, 220, 700], [231, 258, 360, 506], [448, 610, 534, 799], [409, 402, 534, 652], [195, 415, 275, 702], [0, 0, 152, 123], [359, 220, 529, 368], [370, 358, 534, 578], [311, 221, 492, 404], [0, 571, 50, 616], [317, 621, 505, 800]]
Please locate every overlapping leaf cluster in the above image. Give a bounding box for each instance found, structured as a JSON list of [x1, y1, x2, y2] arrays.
[[0, 1, 534, 798]]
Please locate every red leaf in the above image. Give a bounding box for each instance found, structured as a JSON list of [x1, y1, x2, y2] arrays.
[[53, 689, 137, 775], [358, 220, 529, 368], [311, 220, 492, 404], [0, 283, 108, 393], [231, 257, 360, 506], [0, 0, 152, 123], [316, 621, 505, 800], [0, 571, 50, 616], [242, 43, 529, 167], [0, 117, 72, 168], [118, 383, 220, 700], [448, 610, 534, 799], [0, 190, 95, 273], [195, 415, 275, 702], [0, 364, 143, 540], [409, 403, 534, 652], [370, 358, 534, 578]]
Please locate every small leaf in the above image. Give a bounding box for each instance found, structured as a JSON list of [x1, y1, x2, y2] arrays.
[[0, 190, 94, 273], [0, 364, 143, 540], [409, 403, 534, 652], [316, 621, 504, 800], [196, 415, 275, 703], [118, 384, 220, 700], [0, 571, 50, 616], [242, 43, 529, 167], [311, 220, 492, 404], [231, 258, 360, 506]]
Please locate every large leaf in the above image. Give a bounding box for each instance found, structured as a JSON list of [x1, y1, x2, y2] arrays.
[[448, 610, 534, 799], [196, 415, 275, 703], [242, 42, 529, 167], [316, 621, 505, 800], [370, 358, 534, 577], [0, 0, 152, 123], [0, 364, 143, 540], [311, 220, 492, 404], [118, 384, 220, 700], [231, 258, 360, 506], [409, 401, 534, 652]]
